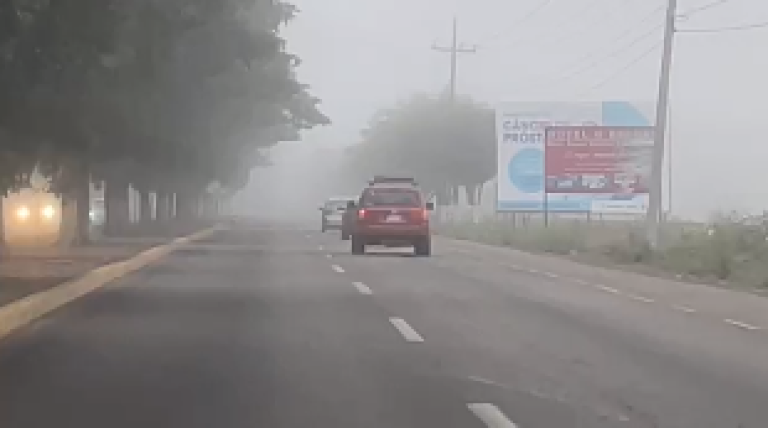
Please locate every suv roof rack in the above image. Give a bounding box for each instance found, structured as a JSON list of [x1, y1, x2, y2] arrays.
[[368, 176, 418, 186]]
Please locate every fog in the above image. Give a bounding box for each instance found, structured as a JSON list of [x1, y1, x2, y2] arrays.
[[232, 0, 768, 222]]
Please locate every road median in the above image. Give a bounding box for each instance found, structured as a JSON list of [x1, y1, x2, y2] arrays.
[[0, 223, 223, 341]]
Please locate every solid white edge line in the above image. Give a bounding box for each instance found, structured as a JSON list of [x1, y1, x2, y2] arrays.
[[724, 319, 761, 331], [331, 264, 344, 273], [389, 317, 424, 342], [353, 281, 372, 295], [467, 403, 518, 428]]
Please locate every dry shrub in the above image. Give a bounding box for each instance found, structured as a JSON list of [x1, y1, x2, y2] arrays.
[[438, 211, 768, 289]]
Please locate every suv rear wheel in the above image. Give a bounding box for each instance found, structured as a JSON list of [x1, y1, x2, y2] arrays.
[[414, 237, 431, 256], [351, 236, 365, 255]]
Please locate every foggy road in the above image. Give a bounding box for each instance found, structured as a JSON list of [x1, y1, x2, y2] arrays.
[[1, 223, 768, 427]]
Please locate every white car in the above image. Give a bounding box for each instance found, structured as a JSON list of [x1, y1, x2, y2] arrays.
[[319, 196, 355, 232]]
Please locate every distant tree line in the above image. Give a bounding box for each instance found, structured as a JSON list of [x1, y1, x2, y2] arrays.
[[344, 94, 494, 205]]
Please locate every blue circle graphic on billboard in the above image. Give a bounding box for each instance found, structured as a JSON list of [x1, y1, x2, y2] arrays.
[[507, 148, 543, 193]]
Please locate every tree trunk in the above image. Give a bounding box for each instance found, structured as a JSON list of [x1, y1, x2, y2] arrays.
[[175, 187, 197, 220], [73, 161, 91, 245], [157, 191, 170, 221], [105, 178, 129, 236], [0, 196, 5, 251], [139, 190, 152, 224]]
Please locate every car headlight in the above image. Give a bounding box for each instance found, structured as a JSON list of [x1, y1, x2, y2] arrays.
[[16, 206, 30, 219], [42, 205, 55, 219]]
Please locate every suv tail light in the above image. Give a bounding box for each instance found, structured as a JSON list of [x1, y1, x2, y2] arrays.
[[358, 209, 367, 219]]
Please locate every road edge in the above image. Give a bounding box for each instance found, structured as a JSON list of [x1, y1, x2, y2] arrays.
[[0, 224, 224, 341]]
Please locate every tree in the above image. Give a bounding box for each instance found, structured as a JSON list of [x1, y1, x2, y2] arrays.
[[345, 94, 494, 205], [0, 0, 329, 243]]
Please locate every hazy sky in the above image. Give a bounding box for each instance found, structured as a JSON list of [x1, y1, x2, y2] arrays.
[[251, 0, 768, 220]]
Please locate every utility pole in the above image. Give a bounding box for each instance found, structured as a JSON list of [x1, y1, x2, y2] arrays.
[[432, 17, 477, 101], [646, 0, 678, 249], [667, 100, 673, 219]]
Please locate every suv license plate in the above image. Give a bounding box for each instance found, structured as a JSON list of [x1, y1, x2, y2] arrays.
[[385, 214, 404, 223]]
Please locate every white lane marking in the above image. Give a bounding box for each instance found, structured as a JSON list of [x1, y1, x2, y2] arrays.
[[543, 272, 559, 278], [305, 234, 311, 239], [353, 282, 372, 295], [318, 245, 324, 250], [331, 264, 344, 273], [467, 403, 518, 428], [509, 264, 521, 270], [573, 278, 590, 285], [625, 293, 654, 303], [724, 319, 761, 331], [389, 318, 424, 342], [326, 254, 332, 258], [672, 305, 696, 313], [527, 268, 539, 274], [594, 284, 619, 294]]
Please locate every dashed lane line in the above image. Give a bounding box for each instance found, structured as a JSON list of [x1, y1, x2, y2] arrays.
[[331, 264, 345, 273], [389, 317, 424, 342], [353, 281, 372, 295], [594, 284, 620, 294], [724, 319, 761, 331], [459, 254, 766, 335], [672, 305, 696, 313], [467, 403, 518, 428], [625, 293, 655, 303]]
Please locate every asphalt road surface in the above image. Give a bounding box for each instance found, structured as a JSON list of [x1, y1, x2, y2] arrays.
[[2, 222, 768, 427]]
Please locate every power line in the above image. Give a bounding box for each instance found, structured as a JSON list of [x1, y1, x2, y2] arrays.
[[530, 0, 637, 50], [477, 0, 555, 44], [574, 41, 663, 97], [678, 0, 732, 18], [555, 5, 665, 77], [558, 22, 663, 81], [678, 19, 768, 32], [488, 0, 609, 49]]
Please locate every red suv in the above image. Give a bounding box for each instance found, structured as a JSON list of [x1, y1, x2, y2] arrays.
[[347, 177, 434, 256]]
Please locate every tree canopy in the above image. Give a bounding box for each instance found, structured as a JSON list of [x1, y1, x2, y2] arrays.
[[344, 94, 494, 205], [0, 0, 329, 240]]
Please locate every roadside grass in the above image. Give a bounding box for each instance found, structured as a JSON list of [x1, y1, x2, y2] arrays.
[[438, 213, 768, 290]]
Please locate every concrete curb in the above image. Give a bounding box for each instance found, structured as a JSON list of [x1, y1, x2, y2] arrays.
[[0, 224, 224, 341]]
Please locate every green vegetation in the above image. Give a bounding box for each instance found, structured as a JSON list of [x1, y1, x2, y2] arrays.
[[0, 0, 328, 243], [439, 213, 768, 290]]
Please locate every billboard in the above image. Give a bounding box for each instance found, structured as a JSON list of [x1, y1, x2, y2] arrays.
[[544, 126, 653, 214], [495, 101, 655, 213]]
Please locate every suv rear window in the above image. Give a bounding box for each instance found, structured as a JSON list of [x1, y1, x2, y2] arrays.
[[360, 189, 420, 207], [324, 200, 349, 210]]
